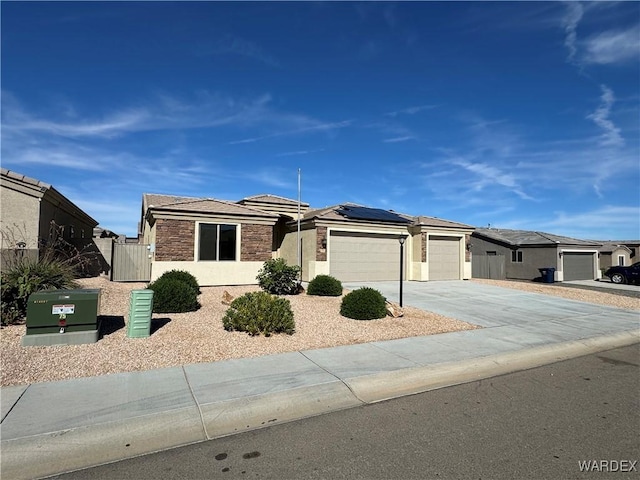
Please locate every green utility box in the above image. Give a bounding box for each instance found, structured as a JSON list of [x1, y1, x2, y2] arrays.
[[127, 289, 154, 338], [23, 289, 101, 346]]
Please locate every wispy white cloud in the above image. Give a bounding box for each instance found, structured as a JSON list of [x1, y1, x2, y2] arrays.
[[583, 24, 640, 65], [229, 120, 352, 145], [275, 149, 325, 157], [544, 206, 640, 239], [562, 1, 584, 63], [384, 104, 437, 117], [383, 136, 414, 143], [451, 158, 534, 201], [561, 2, 639, 67], [587, 85, 623, 148]]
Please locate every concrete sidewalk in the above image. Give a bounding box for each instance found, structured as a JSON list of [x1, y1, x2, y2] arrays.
[[2, 284, 639, 479]]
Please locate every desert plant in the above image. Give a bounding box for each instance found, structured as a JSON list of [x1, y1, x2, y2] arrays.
[[256, 258, 300, 295], [307, 274, 343, 296], [1, 257, 79, 325], [340, 287, 387, 320], [156, 270, 200, 295], [222, 291, 295, 336], [148, 276, 200, 313]]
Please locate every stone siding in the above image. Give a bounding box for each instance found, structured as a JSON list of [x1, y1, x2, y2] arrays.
[[241, 224, 272, 261], [316, 226, 327, 261], [421, 232, 427, 262], [155, 219, 194, 261]]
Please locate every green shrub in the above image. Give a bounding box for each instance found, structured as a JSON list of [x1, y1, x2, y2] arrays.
[[1, 258, 78, 325], [307, 275, 343, 296], [256, 258, 300, 295], [223, 291, 295, 336], [148, 276, 200, 313], [340, 287, 387, 320], [156, 270, 200, 295]]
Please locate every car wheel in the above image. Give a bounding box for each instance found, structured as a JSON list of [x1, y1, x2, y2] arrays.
[[611, 273, 625, 284]]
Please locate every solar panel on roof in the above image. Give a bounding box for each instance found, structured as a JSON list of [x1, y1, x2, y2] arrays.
[[336, 206, 412, 223]]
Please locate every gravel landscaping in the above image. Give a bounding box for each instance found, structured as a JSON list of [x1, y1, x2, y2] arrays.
[[471, 278, 640, 311], [1, 277, 478, 387], [4, 277, 637, 388]]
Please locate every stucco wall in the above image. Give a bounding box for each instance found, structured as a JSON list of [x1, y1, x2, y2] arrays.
[[0, 187, 40, 250], [151, 261, 265, 286], [40, 196, 95, 243]]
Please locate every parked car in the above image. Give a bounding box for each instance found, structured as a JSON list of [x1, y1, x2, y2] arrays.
[[604, 262, 640, 285]]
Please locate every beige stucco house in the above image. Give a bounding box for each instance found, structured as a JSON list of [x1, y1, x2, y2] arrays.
[[598, 243, 633, 269], [0, 168, 98, 270], [140, 193, 474, 286]]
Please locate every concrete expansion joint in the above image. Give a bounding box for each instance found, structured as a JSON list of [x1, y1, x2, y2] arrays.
[[181, 366, 209, 440], [299, 351, 366, 405], [1, 384, 29, 424]]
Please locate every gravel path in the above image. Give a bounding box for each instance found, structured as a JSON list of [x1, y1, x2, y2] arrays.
[[1, 278, 477, 387]]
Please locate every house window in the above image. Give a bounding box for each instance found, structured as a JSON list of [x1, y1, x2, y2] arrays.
[[511, 250, 523, 263], [618, 255, 625, 266], [199, 224, 237, 261], [486, 251, 497, 256]]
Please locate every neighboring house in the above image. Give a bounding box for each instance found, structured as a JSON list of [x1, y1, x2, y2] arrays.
[[0, 168, 98, 271], [140, 193, 474, 286], [598, 243, 632, 270], [471, 228, 602, 282]]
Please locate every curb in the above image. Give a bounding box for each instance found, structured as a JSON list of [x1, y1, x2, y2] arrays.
[[2, 330, 638, 479]]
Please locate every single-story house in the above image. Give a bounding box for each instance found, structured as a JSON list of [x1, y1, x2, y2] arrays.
[[140, 193, 474, 286], [598, 243, 633, 269], [470, 228, 602, 282], [0, 168, 99, 271]]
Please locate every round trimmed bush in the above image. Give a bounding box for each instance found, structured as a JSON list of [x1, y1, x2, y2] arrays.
[[307, 275, 343, 296], [148, 276, 200, 313], [223, 291, 295, 336], [340, 287, 387, 320], [156, 270, 200, 295]]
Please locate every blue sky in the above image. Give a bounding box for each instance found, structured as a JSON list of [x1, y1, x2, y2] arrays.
[[2, 2, 639, 240]]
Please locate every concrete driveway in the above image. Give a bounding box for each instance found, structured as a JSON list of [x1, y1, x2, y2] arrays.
[[343, 280, 639, 331]]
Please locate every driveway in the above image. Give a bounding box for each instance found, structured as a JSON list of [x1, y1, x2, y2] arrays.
[[343, 280, 639, 332]]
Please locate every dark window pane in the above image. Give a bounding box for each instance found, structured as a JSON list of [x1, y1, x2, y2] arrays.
[[219, 225, 237, 261], [199, 224, 218, 261]]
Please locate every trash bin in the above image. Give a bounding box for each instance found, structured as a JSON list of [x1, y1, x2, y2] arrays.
[[538, 267, 556, 284], [127, 289, 154, 338]]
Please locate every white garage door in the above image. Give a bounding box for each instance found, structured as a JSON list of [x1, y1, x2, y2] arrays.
[[330, 232, 405, 282], [428, 236, 461, 280], [563, 252, 595, 280]]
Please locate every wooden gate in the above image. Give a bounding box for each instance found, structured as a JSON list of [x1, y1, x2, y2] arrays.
[[111, 244, 151, 282], [472, 254, 506, 280]]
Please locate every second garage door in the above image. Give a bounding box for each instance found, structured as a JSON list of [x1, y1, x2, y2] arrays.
[[330, 232, 404, 282], [563, 252, 595, 280], [428, 236, 461, 280]]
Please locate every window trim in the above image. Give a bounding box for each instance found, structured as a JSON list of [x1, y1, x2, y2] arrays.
[[618, 255, 625, 266], [511, 250, 523, 263], [196, 222, 240, 262]]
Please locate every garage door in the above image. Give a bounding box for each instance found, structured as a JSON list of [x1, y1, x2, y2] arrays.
[[563, 252, 595, 280], [330, 232, 404, 282], [428, 236, 461, 280]]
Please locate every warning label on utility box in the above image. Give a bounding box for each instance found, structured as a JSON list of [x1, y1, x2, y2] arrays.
[[52, 304, 75, 315]]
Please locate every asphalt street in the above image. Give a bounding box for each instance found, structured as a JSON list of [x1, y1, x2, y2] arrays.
[[52, 343, 640, 480]]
